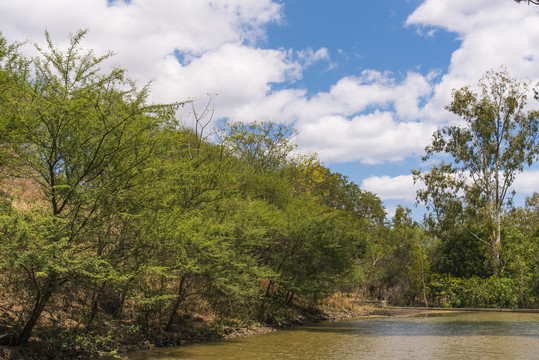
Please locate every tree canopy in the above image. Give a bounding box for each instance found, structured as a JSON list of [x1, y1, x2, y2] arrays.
[[414, 68, 539, 277]]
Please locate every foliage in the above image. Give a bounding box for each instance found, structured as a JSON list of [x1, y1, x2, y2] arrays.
[[0, 30, 178, 345], [514, 0, 539, 6], [502, 193, 539, 307], [219, 120, 296, 173], [429, 274, 519, 308], [414, 68, 539, 276]]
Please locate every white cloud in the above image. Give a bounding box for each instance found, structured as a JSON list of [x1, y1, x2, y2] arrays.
[[0, 0, 284, 100], [365, 168, 539, 208], [297, 47, 331, 67], [1, 0, 538, 168], [152, 43, 301, 105], [0, 0, 282, 51], [214, 68, 436, 163], [406, 0, 534, 36], [513, 170, 539, 194], [408, 0, 539, 123], [221, 69, 438, 164], [231, 88, 307, 123], [286, 71, 436, 163], [296, 112, 436, 164], [361, 174, 420, 203]]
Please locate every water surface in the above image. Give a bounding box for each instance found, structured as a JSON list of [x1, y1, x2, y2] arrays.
[[127, 312, 539, 360]]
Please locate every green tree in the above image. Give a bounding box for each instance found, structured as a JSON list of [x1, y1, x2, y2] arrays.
[[218, 120, 373, 315], [0, 34, 29, 167], [407, 234, 431, 306], [220, 120, 296, 173], [139, 124, 237, 331], [503, 193, 539, 307], [414, 68, 539, 276], [0, 30, 177, 345]]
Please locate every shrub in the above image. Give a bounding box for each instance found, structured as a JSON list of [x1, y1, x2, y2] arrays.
[[429, 275, 519, 308]]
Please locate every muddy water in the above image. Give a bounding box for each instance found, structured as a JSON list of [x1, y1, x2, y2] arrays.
[[127, 312, 539, 359]]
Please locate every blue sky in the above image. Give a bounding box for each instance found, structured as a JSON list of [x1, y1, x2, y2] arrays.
[[1, 0, 538, 219], [265, 0, 458, 91]]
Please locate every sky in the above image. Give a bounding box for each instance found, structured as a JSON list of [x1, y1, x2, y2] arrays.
[[1, 0, 538, 219]]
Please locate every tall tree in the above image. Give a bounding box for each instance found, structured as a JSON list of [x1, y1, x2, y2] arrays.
[[414, 68, 539, 276], [0, 30, 177, 345]]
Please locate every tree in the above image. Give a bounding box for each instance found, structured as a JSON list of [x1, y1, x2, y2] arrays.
[[503, 193, 539, 307], [220, 120, 296, 174], [0, 30, 177, 345], [414, 68, 539, 276], [0, 34, 29, 167]]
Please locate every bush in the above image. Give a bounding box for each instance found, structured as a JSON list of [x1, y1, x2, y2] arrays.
[[429, 274, 519, 308]]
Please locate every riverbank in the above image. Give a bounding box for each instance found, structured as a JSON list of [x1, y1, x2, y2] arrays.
[[117, 306, 437, 357], [112, 307, 417, 358], [115, 306, 445, 358], [3, 300, 536, 359], [0, 296, 415, 359]]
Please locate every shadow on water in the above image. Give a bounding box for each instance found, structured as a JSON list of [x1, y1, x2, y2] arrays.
[[292, 312, 539, 338], [294, 321, 539, 337]]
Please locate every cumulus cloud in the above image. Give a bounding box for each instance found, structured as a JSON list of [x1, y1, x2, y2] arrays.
[[296, 112, 436, 164], [0, 0, 284, 99], [361, 174, 420, 203], [231, 70, 437, 164], [296, 47, 332, 67], [1, 0, 538, 168], [361, 170, 539, 208], [320, 70, 433, 120], [0, 0, 282, 52], [408, 0, 539, 123], [291, 71, 436, 163], [364, 169, 539, 207], [152, 43, 301, 105], [513, 170, 539, 194], [407, 0, 529, 36]]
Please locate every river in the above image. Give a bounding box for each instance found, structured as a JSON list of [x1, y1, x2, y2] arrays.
[[127, 311, 539, 359]]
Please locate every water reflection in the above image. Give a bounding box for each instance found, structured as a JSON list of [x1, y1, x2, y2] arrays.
[[128, 312, 539, 360]]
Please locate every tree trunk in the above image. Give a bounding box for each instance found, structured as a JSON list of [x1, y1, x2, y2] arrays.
[[257, 280, 274, 321], [286, 292, 295, 305], [164, 276, 185, 332], [492, 218, 501, 277], [0, 276, 57, 346], [86, 281, 107, 328], [116, 282, 132, 320], [420, 260, 428, 307]]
